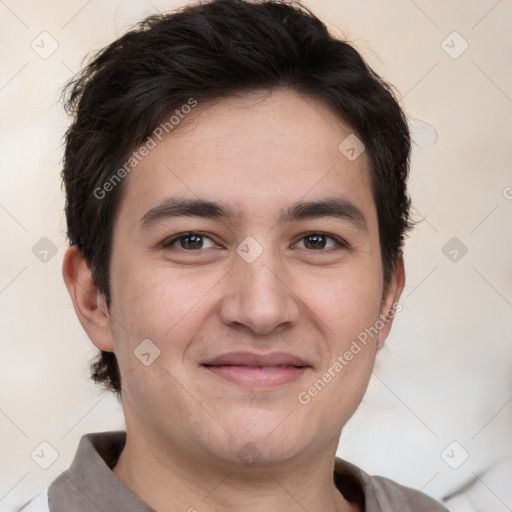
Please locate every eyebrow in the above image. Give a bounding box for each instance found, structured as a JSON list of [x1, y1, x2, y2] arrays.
[[139, 196, 368, 231]]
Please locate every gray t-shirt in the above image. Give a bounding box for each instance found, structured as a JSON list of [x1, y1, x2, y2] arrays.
[[19, 431, 448, 512]]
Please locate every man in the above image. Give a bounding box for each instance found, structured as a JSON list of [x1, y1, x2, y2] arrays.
[[20, 0, 447, 510]]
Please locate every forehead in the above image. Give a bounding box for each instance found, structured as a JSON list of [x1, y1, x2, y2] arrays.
[[116, 88, 375, 228]]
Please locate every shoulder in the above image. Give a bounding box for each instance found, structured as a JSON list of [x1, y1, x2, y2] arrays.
[[367, 473, 448, 511], [16, 488, 49, 512], [334, 458, 449, 512]]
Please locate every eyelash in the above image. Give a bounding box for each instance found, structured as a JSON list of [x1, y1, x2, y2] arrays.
[[161, 231, 349, 253]]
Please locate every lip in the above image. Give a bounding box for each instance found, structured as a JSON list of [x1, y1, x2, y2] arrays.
[[202, 351, 311, 388], [203, 351, 310, 367]]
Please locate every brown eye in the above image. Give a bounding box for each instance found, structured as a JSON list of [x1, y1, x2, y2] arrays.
[[295, 233, 346, 251], [179, 234, 204, 250], [304, 234, 328, 250], [163, 232, 217, 251]]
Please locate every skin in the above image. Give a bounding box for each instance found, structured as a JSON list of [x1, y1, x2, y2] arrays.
[[63, 87, 405, 512]]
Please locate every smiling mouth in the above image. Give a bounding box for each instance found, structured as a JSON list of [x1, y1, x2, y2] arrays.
[[203, 364, 309, 386], [201, 351, 312, 387]]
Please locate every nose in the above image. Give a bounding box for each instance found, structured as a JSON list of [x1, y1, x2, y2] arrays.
[[219, 246, 301, 336]]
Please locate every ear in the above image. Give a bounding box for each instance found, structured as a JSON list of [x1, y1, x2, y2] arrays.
[[62, 246, 114, 352], [377, 254, 405, 349]]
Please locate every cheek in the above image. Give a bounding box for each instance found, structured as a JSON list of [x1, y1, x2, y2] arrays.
[[302, 267, 383, 344], [109, 258, 223, 385], [112, 259, 209, 339], [296, 268, 382, 419], [108, 263, 208, 419], [297, 299, 379, 431]]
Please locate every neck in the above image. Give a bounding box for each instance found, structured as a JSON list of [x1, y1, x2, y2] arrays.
[[112, 429, 359, 512]]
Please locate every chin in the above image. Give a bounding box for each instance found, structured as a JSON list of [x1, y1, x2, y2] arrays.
[[201, 417, 311, 467], [211, 439, 305, 470]]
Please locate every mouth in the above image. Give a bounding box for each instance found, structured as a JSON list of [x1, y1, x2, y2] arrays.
[[201, 351, 311, 388]]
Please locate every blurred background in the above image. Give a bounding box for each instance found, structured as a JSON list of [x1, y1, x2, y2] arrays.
[[1, 1, 511, 511]]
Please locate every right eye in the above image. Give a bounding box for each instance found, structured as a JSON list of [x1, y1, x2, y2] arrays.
[[161, 231, 219, 251]]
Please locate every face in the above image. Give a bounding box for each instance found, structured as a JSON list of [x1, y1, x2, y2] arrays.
[[101, 88, 403, 467]]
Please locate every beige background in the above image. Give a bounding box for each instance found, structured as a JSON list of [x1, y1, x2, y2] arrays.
[[1, 1, 511, 511]]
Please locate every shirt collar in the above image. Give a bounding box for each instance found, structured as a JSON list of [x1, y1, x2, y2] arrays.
[[49, 431, 370, 512], [48, 431, 154, 512]]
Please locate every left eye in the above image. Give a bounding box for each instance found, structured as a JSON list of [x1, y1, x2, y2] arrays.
[[294, 233, 343, 251]]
